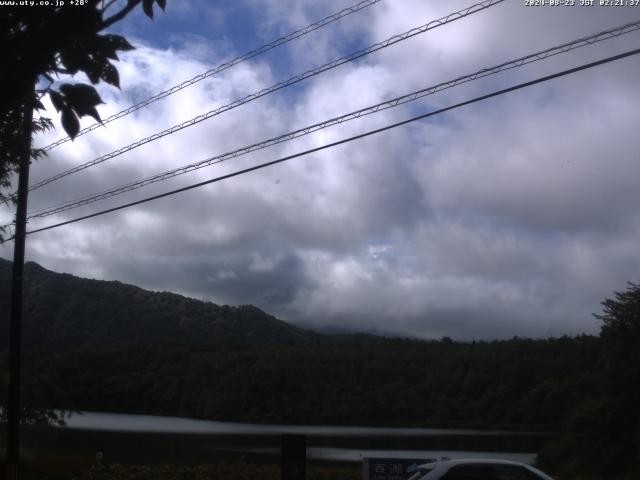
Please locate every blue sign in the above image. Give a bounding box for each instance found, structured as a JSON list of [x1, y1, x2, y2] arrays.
[[363, 457, 437, 480]]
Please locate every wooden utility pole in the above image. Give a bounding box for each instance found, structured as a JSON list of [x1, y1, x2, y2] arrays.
[[6, 86, 35, 480]]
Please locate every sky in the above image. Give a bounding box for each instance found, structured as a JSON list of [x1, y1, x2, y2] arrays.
[[2, 0, 640, 340]]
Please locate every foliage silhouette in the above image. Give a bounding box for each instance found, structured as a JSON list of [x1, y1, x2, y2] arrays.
[[0, 0, 167, 439], [0, 0, 166, 211], [537, 282, 640, 477]]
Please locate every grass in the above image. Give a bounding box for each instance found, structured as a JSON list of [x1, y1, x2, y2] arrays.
[[51, 462, 362, 480]]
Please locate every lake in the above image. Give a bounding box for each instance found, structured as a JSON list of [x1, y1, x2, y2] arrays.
[[57, 411, 541, 464]]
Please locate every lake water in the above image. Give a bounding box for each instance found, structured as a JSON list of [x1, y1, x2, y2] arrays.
[[60, 411, 539, 464], [212, 446, 536, 464], [62, 411, 542, 437]]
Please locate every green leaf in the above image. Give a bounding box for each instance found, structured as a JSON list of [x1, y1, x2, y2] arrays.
[[95, 35, 119, 60], [49, 91, 65, 112], [155, 0, 166, 10], [59, 84, 104, 124], [100, 64, 120, 88], [61, 108, 80, 139], [74, 104, 102, 125], [60, 83, 103, 108], [59, 44, 85, 75], [80, 106, 102, 124], [143, 0, 154, 19], [33, 99, 46, 111], [83, 60, 102, 84], [104, 34, 135, 53]]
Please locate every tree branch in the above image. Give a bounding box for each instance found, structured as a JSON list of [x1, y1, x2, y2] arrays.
[[101, 0, 118, 14]]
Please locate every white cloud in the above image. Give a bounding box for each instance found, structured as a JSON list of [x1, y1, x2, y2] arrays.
[[2, 0, 639, 339]]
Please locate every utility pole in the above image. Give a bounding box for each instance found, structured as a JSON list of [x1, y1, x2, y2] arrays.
[[6, 85, 34, 480]]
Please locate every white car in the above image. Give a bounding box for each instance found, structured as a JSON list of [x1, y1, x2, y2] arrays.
[[407, 459, 554, 480]]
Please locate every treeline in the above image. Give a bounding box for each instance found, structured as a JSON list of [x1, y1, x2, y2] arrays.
[[10, 313, 638, 478], [17, 335, 599, 430]]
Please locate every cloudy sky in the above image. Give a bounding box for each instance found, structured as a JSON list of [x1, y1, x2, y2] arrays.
[[2, 0, 639, 340]]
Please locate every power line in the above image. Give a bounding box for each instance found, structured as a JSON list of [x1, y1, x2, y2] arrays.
[[40, 0, 384, 152], [10, 47, 639, 241], [28, 0, 505, 193], [25, 18, 640, 220]]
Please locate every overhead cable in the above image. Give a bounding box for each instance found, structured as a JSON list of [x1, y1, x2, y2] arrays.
[[28, 0, 505, 192], [40, 0, 384, 152], [9, 47, 638, 241], [26, 18, 640, 220]]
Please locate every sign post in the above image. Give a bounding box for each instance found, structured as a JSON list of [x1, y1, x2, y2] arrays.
[[281, 434, 306, 480]]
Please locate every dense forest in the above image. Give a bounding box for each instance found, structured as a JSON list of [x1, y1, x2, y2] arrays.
[[17, 336, 600, 430], [1, 260, 639, 477]]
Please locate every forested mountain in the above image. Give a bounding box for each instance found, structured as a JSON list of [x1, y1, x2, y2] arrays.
[[1, 258, 601, 431], [0, 258, 638, 476], [0, 258, 318, 351]]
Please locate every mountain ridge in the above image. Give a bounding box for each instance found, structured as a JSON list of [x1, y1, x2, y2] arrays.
[[0, 258, 320, 351]]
